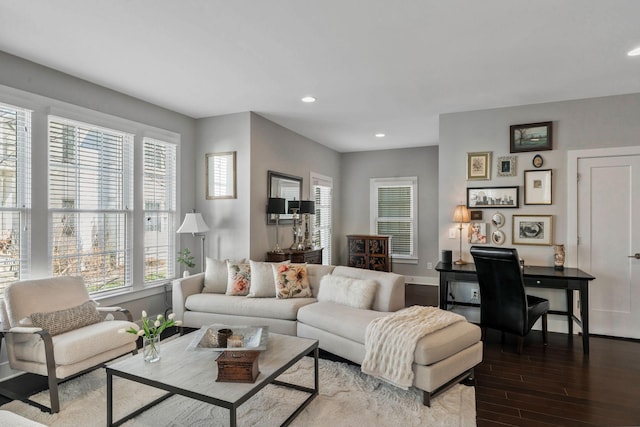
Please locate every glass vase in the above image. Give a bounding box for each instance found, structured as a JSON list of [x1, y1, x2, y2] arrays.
[[143, 335, 160, 363]]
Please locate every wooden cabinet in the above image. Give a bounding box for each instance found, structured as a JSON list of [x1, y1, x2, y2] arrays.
[[347, 235, 391, 272], [265, 248, 323, 264]]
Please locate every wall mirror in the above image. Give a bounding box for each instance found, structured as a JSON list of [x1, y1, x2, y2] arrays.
[[206, 151, 236, 199], [268, 170, 302, 224]]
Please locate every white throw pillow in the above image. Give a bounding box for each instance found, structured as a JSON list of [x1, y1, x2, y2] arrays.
[[203, 258, 229, 293], [317, 275, 378, 310], [247, 260, 285, 298]]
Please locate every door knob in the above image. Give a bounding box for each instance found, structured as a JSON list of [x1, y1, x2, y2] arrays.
[[629, 253, 640, 259]]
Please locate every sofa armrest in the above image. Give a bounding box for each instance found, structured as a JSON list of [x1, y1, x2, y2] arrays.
[[97, 306, 134, 322], [172, 273, 205, 322]]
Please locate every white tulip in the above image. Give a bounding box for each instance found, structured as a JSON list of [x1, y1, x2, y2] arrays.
[[175, 320, 183, 326], [154, 320, 161, 327], [141, 310, 147, 318], [168, 313, 176, 320], [137, 329, 145, 336], [157, 314, 163, 320]]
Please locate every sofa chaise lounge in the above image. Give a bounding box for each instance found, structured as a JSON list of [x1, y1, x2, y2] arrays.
[[172, 261, 482, 405]]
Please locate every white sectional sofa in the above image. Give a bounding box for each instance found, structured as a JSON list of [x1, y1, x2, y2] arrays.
[[172, 261, 482, 405]]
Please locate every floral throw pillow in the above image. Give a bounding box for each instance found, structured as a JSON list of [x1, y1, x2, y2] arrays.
[[272, 263, 313, 299], [226, 262, 251, 296]]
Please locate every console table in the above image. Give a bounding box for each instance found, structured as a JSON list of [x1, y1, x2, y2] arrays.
[[435, 262, 595, 354], [265, 248, 323, 264]]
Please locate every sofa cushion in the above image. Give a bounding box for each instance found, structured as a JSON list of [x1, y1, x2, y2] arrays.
[[185, 293, 316, 320], [203, 258, 230, 293], [30, 300, 102, 336], [317, 275, 377, 310], [273, 263, 313, 299], [297, 301, 390, 343], [226, 262, 251, 296], [247, 260, 284, 298]]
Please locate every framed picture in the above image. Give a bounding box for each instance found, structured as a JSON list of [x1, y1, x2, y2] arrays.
[[512, 215, 553, 246], [510, 121, 553, 153], [496, 156, 516, 177], [467, 186, 519, 209], [466, 152, 491, 180], [468, 222, 488, 244], [206, 151, 236, 199], [470, 210, 483, 220], [524, 169, 552, 205]]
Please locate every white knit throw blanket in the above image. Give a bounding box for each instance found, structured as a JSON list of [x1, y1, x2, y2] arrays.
[[361, 305, 465, 390]]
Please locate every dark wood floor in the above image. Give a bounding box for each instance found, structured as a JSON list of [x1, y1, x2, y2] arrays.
[[476, 330, 640, 426]]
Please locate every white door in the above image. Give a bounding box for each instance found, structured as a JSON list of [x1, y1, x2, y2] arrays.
[[577, 155, 640, 338]]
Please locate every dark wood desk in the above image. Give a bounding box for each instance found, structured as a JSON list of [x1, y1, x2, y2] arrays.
[[435, 262, 595, 354]]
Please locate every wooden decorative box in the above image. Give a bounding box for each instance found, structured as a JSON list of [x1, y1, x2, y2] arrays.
[[216, 351, 260, 383]]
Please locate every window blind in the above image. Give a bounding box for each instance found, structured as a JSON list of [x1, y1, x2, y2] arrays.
[[371, 177, 417, 259], [0, 102, 31, 299], [143, 138, 176, 284], [48, 117, 133, 293], [312, 173, 332, 265]]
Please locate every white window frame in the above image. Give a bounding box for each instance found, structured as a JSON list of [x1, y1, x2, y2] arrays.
[[0, 101, 31, 299], [310, 172, 332, 265], [370, 176, 418, 263]]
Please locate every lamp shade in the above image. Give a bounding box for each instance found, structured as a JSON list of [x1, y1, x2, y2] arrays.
[[267, 197, 286, 214], [452, 205, 471, 223], [177, 212, 210, 234], [288, 200, 300, 214], [300, 200, 315, 214]]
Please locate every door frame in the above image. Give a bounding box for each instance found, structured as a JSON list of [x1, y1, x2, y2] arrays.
[[567, 145, 640, 268]]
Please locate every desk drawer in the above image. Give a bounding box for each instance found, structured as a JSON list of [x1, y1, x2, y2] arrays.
[[524, 277, 568, 289]]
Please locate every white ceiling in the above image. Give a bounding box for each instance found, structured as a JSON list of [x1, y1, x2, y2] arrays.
[[1, 1, 639, 152]]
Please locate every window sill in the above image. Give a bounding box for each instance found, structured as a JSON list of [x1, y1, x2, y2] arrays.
[[392, 257, 418, 265]]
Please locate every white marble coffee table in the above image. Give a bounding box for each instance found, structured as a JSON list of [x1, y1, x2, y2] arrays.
[[106, 332, 319, 427]]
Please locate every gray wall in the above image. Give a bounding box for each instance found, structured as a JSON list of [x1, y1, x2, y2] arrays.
[[196, 113, 252, 261], [249, 113, 342, 262], [439, 92, 640, 331], [341, 146, 439, 280]]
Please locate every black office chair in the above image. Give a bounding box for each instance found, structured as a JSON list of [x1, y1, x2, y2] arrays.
[[470, 246, 549, 354]]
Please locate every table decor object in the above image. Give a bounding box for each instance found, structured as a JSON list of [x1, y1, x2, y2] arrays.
[[216, 351, 260, 383], [188, 325, 269, 352], [120, 310, 181, 363]]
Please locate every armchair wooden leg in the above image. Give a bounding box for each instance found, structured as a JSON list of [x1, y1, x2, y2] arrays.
[[542, 313, 548, 346]]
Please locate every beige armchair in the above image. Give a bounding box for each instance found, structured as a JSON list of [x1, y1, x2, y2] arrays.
[[0, 276, 138, 413]]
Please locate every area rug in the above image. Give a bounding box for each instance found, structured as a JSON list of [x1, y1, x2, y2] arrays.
[[0, 357, 475, 426]]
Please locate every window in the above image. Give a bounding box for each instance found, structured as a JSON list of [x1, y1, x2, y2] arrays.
[[311, 173, 332, 265], [49, 117, 133, 293], [143, 138, 176, 284], [370, 177, 418, 262], [0, 102, 31, 299]]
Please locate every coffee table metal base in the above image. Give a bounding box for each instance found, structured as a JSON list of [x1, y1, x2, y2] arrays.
[[107, 346, 319, 427]]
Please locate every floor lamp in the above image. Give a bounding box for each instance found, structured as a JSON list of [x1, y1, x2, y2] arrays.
[[452, 204, 470, 265], [267, 197, 286, 253], [177, 210, 210, 272]]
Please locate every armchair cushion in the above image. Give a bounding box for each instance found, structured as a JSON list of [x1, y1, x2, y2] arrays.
[[11, 320, 137, 366], [30, 300, 102, 336]]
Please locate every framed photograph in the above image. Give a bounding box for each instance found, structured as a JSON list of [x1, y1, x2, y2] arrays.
[[524, 169, 552, 205], [470, 210, 483, 220], [467, 222, 488, 244], [467, 186, 519, 209], [496, 156, 516, 177], [467, 151, 491, 180], [510, 121, 553, 153], [512, 215, 553, 246], [206, 151, 236, 199]]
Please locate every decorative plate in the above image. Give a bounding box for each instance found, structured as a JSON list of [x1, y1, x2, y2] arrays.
[[491, 229, 506, 245], [491, 212, 505, 228]]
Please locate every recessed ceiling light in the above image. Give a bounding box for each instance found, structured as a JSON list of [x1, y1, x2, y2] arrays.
[[627, 46, 640, 57], [301, 96, 316, 103], [375, 133, 385, 138]]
